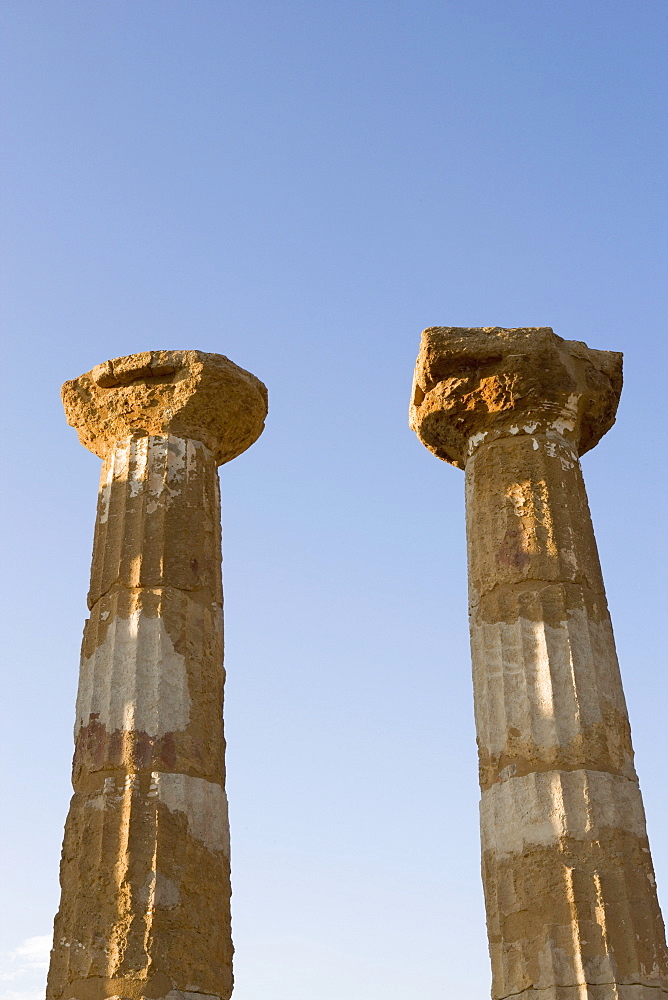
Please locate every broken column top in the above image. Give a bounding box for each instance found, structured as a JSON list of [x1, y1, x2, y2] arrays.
[[409, 326, 622, 469], [62, 349, 268, 465]]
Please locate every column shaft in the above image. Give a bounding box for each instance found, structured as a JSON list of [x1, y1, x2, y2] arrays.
[[48, 433, 232, 1000], [467, 430, 667, 998]]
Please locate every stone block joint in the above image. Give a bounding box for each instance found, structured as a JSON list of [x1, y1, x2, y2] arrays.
[[410, 326, 667, 998], [48, 350, 268, 1000]]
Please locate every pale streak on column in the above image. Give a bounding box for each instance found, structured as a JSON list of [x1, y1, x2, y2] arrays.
[[47, 350, 268, 1000], [409, 327, 667, 999]]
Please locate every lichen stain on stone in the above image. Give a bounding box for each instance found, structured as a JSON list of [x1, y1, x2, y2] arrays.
[[496, 526, 532, 570], [73, 717, 179, 777]]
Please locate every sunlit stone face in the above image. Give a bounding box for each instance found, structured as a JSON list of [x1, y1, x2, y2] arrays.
[[409, 326, 622, 467], [62, 348, 268, 464]]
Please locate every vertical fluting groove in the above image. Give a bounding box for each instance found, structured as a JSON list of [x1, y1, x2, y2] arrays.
[[564, 864, 588, 988], [143, 822, 160, 980], [110, 779, 135, 976]]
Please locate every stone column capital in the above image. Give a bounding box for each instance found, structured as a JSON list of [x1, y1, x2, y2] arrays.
[[62, 349, 268, 465], [409, 326, 622, 468]]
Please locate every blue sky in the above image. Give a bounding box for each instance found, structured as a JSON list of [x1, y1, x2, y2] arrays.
[[1, 2, 666, 998]]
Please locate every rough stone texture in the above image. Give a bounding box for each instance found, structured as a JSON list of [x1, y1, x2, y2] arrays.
[[62, 349, 267, 465], [410, 326, 622, 468], [48, 351, 268, 1000], [410, 327, 667, 999]]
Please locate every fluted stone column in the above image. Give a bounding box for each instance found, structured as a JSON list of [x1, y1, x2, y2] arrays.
[[409, 327, 667, 999], [47, 350, 267, 1000]]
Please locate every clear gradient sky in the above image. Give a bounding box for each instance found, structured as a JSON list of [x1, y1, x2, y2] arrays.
[[1, 3, 666, 998]]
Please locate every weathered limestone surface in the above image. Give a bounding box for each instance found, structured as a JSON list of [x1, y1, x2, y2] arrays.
[[48, 351, 267, 1000], [410, 328, 667, 998]]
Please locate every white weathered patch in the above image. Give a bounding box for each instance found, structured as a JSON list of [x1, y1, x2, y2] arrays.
[[80, 777, 117, 813], [540, 433, 578, 464], [84, 791, 107, 811], [523, 422, 538, 434], [139, 435, 213, 503], [470, 610, 630, 764], [152, 772, 230, 854], [147, 435, 187, 493], [187, 440, 200, 475], [128, 436, 149, 497], [166, 435, 187, 477], [75, 610, 191, 737], [139, 870, 181, 908], [480, 768, 647, 858], [532, 621, 555, 720], [467, 430, 488, 455], [97, 450, 117, 524], [147, 437, 171, 497], [549, 392, 580, 437], [98, 434, 204, 514], [560, 547, 578, 571]]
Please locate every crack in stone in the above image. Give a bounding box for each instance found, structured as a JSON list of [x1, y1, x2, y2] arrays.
[[501, 983, 668, 997], [88, 582, 223, 615], [89, 578, 213, 610], [484, 763, 639, 787], [469, 576, 607, 608]]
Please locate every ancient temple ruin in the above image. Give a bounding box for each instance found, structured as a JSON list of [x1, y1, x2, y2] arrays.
[[47, 333, 666, 1000], [410, 326, 667, 998], [47, 350, 267, 1000]]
